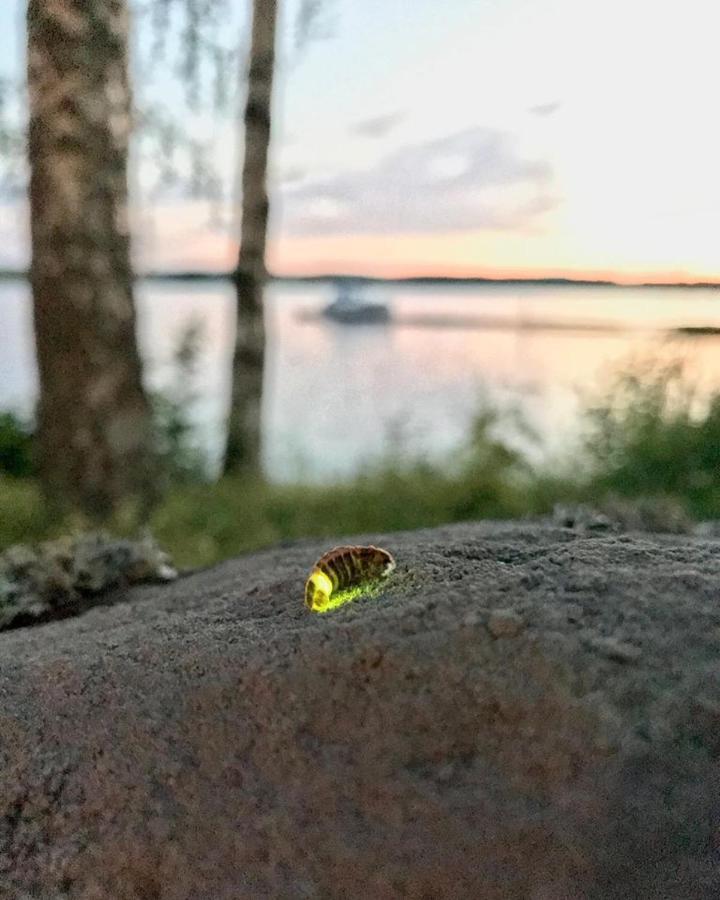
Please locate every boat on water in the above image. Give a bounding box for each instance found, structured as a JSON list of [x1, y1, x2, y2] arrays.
[[321, 284, 391, 324]]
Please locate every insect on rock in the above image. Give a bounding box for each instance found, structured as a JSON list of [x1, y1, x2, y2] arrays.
[[305, 545, 396, 613]]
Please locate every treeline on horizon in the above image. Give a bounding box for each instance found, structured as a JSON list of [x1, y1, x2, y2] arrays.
[[1, 269, 719, 288]]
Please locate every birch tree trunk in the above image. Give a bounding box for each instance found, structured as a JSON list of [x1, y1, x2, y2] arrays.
[[224, 0, 277, 475], [27, 0, 156, 519]]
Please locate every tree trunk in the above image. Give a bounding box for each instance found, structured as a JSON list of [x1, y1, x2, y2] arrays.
[[224, 0, 277, 476], [27, 0, 156, 520]]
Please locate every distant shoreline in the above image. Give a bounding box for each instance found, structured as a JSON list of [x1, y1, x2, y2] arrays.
[[1, 269, 719, 289]]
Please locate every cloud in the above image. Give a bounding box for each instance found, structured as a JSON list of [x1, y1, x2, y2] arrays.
[[528, 101, 562, 117], [277, 127, 555, 236], [350, 112, 405, 139]]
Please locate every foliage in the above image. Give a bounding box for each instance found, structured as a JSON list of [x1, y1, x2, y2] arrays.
[[295, 0, 335, 54], [581, 358, 720, 519], [145, 400, 544, 567], [0, 412, 35, 478], [0, 394, 543, 567], [5, 357, 720, 568], [123, 360, 720, 563], [0, 321, 212, 489], [150, 319, 211, 485], [142, 0, 236, 112], [0, 476, 50, 549], [134, 0, 334, 227], [1, 1, 332, 216]]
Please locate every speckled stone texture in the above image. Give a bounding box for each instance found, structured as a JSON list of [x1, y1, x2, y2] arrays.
[[1, 522, 719, 899]]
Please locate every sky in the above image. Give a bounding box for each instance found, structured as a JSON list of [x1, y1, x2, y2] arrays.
[[2, 0, 720, 281]]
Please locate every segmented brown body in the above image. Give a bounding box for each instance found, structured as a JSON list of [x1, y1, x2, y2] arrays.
[[305, 545, 395, 609]]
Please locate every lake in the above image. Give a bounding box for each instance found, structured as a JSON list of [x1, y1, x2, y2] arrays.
[[3, 277, 720, 482]]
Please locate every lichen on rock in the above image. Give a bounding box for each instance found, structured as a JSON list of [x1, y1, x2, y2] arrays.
[[0, 532, 176, 631]]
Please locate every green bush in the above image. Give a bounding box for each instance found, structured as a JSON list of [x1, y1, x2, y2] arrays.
[[581, 359, 720, 519], [0, 412, 36, 478]]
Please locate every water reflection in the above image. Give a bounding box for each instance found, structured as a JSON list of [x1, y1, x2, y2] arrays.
[[2, 278, 720, 481]]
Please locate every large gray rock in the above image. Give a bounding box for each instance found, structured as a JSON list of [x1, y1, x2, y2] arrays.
[[0, 522, 719, 898]]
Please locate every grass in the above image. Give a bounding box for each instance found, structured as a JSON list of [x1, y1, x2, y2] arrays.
[[0, 402, 550, 568], [1, 357, 719, 569], [140, 403, 550, 567]]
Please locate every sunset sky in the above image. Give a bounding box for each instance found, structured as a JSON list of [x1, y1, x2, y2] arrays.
[[1, 0, 720, 282]]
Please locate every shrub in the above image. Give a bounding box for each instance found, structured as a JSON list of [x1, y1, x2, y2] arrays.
[[581, 358, 720, 518], [0, 412, 35, 478]]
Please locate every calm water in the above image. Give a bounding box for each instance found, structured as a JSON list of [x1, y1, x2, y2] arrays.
[[3, 278, 720, 482]]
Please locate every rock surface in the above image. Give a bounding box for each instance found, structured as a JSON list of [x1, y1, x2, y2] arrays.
[[0, 521, 719, 899]]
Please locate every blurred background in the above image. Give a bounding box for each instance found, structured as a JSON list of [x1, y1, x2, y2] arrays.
[[2, 0, 720, 567]]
